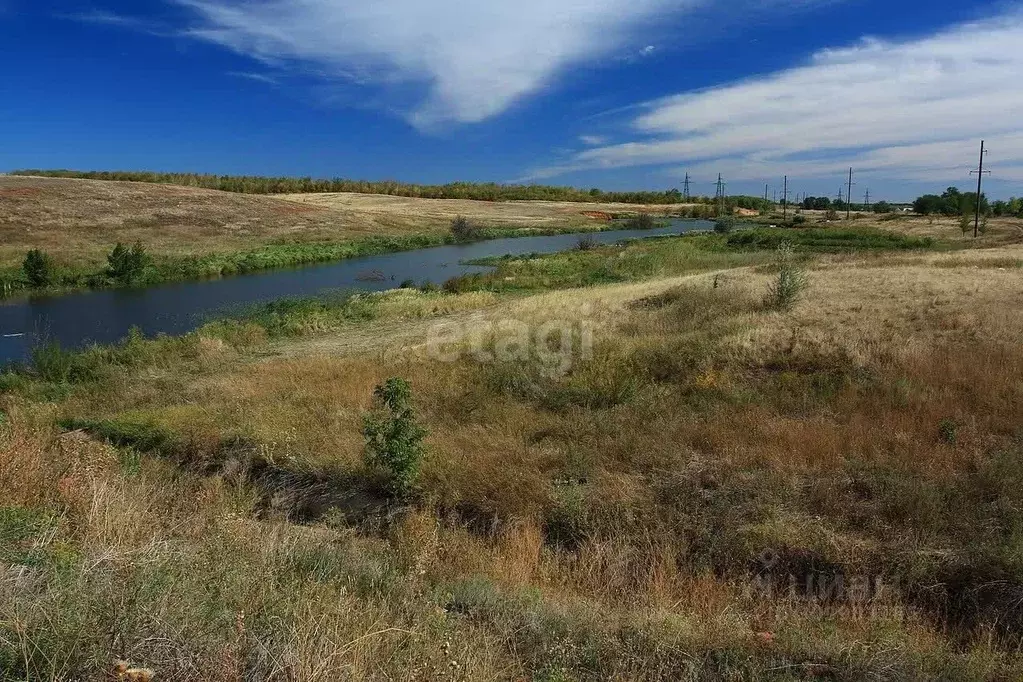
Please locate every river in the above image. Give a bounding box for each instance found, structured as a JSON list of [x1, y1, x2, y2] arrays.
[[0, 220, 712, 365]]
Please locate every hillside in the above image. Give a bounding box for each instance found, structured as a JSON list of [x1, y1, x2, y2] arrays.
[[0, 176, 674, 272]]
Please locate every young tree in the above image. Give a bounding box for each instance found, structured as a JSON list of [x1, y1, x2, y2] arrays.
[[22, 249, 54, 287], [363, 378, 428, 499], [106, 241, 152, 284]]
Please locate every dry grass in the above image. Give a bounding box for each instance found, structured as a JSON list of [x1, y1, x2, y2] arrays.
[[4, 238, 1023, 678], [0, 177, 671, 270]]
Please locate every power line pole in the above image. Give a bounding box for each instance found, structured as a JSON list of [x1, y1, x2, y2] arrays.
[[969, 140, 990, 239], [863, 189, 871, 213], [714, 174, 727, 216], [764, 184, 769, 202], [782, 175, 789, 220], [846, 168, 855, 219], [682, 173, 691, 201]]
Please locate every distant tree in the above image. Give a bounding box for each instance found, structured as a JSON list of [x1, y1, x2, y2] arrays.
[[872, 201, 893, 214], [913, 194, 944, 215], [22, 249, 54, 287]]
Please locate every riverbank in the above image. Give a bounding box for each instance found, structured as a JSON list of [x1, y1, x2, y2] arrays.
[[0, 221, 669, 299]]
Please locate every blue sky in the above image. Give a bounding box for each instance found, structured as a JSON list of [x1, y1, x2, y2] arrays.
[[1, 0, 1021, 201]]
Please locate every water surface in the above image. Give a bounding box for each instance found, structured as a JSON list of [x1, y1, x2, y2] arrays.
[[0, 220, 711, 365]]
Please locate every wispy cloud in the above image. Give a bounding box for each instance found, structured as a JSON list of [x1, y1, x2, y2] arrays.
[[58, 9, 173, 36], [579, 134, 608, 146], [227, 71, 279, 85], [169, 0, 834, 129], [534, 11, 1023, 182]]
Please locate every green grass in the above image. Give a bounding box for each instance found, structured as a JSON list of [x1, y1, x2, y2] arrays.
[[725, 227, 936, 251], [0, 223, 680, 299]]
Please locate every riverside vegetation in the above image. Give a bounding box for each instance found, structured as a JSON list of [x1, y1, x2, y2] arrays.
[[2, 221, 1023, 679]]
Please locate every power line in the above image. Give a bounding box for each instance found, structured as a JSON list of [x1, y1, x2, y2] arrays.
[[969, 140, 990, 239]]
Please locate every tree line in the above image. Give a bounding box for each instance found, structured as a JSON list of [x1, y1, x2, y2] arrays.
[[12, 169, 712, 205], [800, 196, 895, 214]]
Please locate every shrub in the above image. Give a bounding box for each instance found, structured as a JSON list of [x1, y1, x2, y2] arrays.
[[22, 250, 54, 288], [363, 378, 428, 498], [765, 242, 808, 311], [625, 213, 656, 230], [450, 216, 484, 242], [106, 241, 152, 284], [939, 418, 959, 445], [791, 215, 808, 226], [713, 218, 735, 234], [576, 234, 597, 251]]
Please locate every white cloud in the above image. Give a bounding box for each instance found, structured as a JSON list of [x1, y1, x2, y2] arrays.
[[535, 12, 1023, 182], [173, 0, 686, 128], [579, 134, 608, 146], [172, 0, 831, 129]]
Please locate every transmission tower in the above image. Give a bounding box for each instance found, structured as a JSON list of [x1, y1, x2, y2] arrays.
[[682, 173, 692, 201], [969, 140, 991, 238], [846, 168, 856, 219], [863, 189, 871, 213], [782, 176, 789, 220], [714, 174, 726, 216]]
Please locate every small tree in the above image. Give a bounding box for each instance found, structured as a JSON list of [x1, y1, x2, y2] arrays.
[[765, 242, 808, 311], [959, 213, 972, 236], [363, 378, 428, 498], [22, 249, 54, 287], [450, 216, 483, 242], [107, 241, 151, 284], [713, 217, 735, 234]]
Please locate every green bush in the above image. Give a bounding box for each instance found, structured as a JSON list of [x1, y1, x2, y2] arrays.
[[363, 378, 428, 498], [106, 241, 152, 285], [625, 213, 656, 230], [22, 249, 54, 288], [765, 242, 808, 311], [713, 218, 735, 234], [451, 216, 485, 242]]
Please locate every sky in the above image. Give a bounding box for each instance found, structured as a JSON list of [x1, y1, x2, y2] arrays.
[[1, 0, 1021, 201]]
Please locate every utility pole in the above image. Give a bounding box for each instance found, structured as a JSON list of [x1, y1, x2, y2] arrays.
[[863, 189, 871, 213], [764, 184, 769, 202], [782, 175, 789, 220], [682, 173, 691, 201], [969, 140, 990, 238], [714, 174, 727, 217], [846, 168, 855, 219]]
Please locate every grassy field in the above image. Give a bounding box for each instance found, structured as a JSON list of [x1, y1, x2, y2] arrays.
[[3, 219, 1023, 679], [0, 176, 690, 296]]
